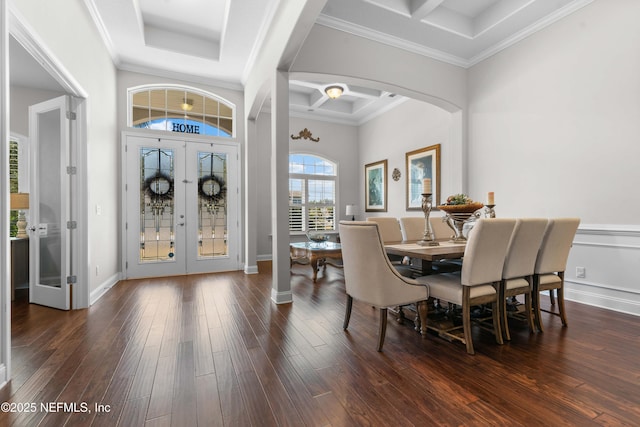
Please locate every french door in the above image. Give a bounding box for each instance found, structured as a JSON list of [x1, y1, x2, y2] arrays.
[[124, 134, 240, 278], [28, 96, 72, 310]]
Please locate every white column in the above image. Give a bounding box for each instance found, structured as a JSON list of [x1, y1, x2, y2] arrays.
[[244, 118, 258, 274], [270, 70, 292, 304]]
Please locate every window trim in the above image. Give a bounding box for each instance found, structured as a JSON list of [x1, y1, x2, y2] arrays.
[[127, 84, 236, 138], [288, 152, 339, 233]]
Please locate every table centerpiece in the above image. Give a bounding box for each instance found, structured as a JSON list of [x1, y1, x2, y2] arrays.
[[437, 194, 484, 242]]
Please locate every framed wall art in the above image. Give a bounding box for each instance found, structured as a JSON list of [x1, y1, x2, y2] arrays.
[[406, 144, 440, 210], [365, 159, 387, 212]]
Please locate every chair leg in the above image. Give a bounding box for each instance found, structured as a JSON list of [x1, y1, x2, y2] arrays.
[[532, 276, 544, 333], [557, 273, 568, 326], [524, 292, 536, 333], [534, 290, 544, 333], [377, 308, 388, 352], [549, 288, 556, 305], [343, 295, 353, 330], [557, 287, 567, 326], [416, 300, 428, 337], [499, 281, 510, 341], [462, 288, 474, 355], [492, 300, 503, 345]]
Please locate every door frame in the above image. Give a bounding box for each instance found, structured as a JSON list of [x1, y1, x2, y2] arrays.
[[1, 5, 89, 385], [121, 129, 242, 279]]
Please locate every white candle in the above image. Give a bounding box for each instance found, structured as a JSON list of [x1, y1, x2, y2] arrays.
[[422, 178, 432, 194], [487, 192, 495, 205]]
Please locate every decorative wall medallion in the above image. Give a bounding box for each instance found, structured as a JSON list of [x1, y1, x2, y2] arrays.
[[290, 128, 320, 142], [392, 168, 401, 181]]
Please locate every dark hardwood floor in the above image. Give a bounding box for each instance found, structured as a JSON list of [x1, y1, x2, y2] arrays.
[[2, 263, 639, 426]]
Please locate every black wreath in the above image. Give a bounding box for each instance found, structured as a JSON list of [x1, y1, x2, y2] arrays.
[[198, 174, 226, 203], [144, 172, 174, 201]]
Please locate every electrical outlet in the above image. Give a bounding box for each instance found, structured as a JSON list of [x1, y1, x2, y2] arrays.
[[576, 266, 585, 278]]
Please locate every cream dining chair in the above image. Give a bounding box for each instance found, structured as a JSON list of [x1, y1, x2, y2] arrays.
[[366, 217, 412, 276], [500, 218, 548, 340], [399, 216, 461, 273], [532, 218, 580, 332], [338, 221, 430, 351], [425, 218, 516, 354]]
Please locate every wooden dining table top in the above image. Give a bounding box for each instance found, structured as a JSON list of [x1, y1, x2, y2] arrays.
[[384, 240, 466, 261]]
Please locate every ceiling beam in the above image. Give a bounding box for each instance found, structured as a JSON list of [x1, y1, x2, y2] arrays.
[[410, 0, 444, 20]]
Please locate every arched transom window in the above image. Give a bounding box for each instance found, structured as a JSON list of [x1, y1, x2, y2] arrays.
[[129, 85, 235, 137]]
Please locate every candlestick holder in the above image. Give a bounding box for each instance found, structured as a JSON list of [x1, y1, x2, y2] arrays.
[[417, 193, 439, 246], [485, 204, 496, 218]]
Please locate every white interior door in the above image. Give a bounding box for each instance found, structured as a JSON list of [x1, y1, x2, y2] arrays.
[[124, 134, 239, 279], [28, 95, 71, 310]]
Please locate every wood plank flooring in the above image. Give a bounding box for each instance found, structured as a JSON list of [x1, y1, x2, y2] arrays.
[[2, 263, 639, 426]]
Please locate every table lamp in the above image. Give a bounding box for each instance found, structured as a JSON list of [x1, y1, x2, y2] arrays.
[[345, 204, 356, 221], [10, 193, 29, 238]]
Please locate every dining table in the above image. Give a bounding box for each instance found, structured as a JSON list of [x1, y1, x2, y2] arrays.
[[385, 239, 466, 275]]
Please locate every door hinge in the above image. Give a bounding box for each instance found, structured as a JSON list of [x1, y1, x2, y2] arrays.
[[67, 221, 78, 229], [67, 275, 77, 284], [126, 261, 128, 269], [67, 166, 77, 175], [66, 111, 77, 120], [125, 222, 128, 230]]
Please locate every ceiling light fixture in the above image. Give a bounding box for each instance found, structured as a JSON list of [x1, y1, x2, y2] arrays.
[[181, 98, 194, 111], [325, 85, 344, 100]]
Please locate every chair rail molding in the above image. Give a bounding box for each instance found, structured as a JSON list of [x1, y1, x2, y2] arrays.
[[565, 224, 640, 316]]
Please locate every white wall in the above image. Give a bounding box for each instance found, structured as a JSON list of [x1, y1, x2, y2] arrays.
[[467, 0, 640, 315], [256, 114, 359, 258], [358, 99, 457, 221], [9, 86, 65, 136], [10, 0, 118, 302]]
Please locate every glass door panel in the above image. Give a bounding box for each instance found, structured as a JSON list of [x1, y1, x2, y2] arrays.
[[186, 143, 239, 274], [140, 147, 176, 263], [125, 136, 185, 278], [29, 95, 70, 310], [197, 151, 228, 258]]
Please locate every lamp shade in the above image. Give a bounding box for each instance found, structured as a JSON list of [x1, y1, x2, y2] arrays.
[[10, 193, 29, 210], [345, 204, 355, 216]]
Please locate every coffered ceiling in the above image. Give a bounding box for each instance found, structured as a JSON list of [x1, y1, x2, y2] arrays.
[[12, 0, 594, 125]]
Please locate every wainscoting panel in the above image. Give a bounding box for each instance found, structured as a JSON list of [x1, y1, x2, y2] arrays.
[[565, 225, 640, 316]]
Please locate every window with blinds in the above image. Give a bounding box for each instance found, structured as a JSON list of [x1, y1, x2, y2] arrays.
[[288, 154, 337, 232]]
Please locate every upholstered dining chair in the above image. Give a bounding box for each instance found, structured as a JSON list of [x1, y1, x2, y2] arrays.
[[532, 218, 580, 332], [425, 218, 516, 354], [398, 216, 451, 240], [338, 221, 430, 351], [399, 216, 461, 273], [500, 218, 548, 340], [366, 217, 412, 276]]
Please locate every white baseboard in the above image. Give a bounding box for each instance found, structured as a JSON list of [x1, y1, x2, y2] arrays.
[[244, 265, 259, 274], [257, 254, 272, 262], [90, 272, 121, 306], [271, 288, 292, 304]]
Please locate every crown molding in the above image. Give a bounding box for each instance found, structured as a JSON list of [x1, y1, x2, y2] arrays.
[[468, 0, 595, 66], [315, 14, 469, 68], [318, 0, 595, 69]]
